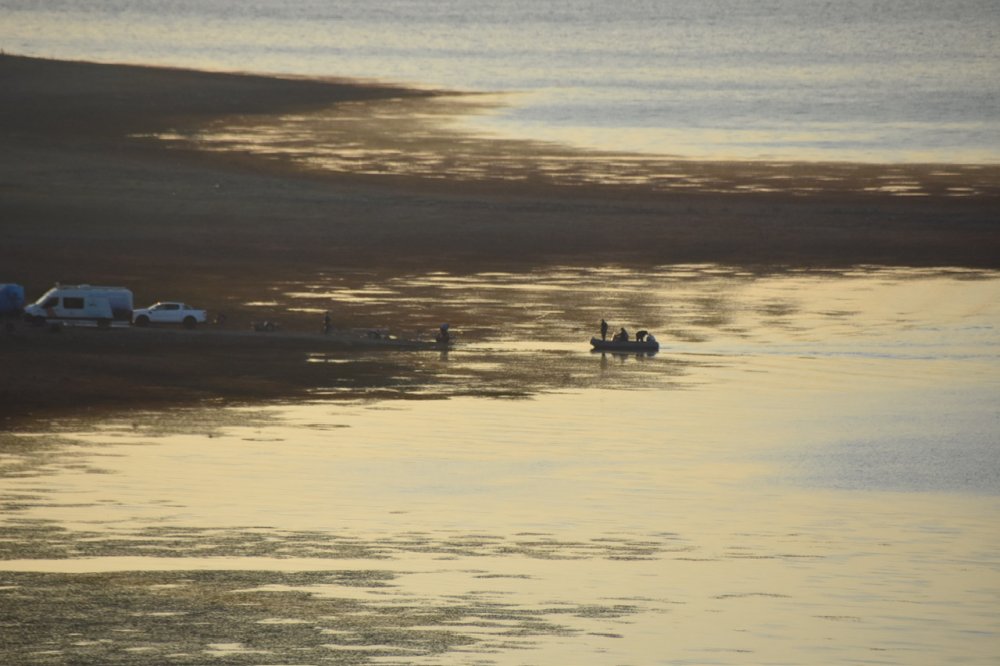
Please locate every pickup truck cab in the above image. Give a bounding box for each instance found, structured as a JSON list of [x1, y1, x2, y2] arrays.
[[133, 302, 207, 329]]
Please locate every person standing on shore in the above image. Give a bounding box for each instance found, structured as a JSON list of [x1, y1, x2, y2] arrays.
[[600, 318, 609, 340]]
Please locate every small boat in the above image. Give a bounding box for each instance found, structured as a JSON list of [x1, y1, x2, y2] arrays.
[[590, 336, 659, 352]]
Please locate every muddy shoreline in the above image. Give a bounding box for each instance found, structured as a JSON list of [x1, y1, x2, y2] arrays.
[[2, 54, 998, 423]]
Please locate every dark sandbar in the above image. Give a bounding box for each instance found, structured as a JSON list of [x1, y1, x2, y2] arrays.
[[1, 54, 997, 420]]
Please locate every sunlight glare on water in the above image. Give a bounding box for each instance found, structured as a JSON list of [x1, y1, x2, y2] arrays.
[[1, 266, 998, 664]]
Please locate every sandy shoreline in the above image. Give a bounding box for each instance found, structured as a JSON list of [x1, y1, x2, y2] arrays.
[[2, 53, 998, 422]]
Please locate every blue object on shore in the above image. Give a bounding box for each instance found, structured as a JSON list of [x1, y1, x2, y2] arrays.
[[0, 284, 25, 315]]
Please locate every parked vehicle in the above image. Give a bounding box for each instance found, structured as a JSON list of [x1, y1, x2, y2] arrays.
[[24, 284, 133, 327], [132, 302, 207, 329]]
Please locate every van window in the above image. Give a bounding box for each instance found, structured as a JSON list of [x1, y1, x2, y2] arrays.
[[63, 297, 85, 309]]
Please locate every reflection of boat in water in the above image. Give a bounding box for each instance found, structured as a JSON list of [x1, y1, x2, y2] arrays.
[[590, 337, 659, 353]]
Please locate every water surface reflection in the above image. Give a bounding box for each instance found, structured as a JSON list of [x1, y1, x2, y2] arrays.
[[2, 266, 998, 664], [143, 97, 1000, 197]]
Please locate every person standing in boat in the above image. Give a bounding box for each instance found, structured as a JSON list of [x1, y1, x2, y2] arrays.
[[600, 318, 609, 340]]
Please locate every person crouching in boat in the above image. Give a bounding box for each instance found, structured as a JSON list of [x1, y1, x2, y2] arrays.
[[636, 330, 648, 342], [613, 327, 629, 342]]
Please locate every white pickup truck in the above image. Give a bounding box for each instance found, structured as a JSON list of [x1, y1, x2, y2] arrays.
[[132, 302, 208, 329]]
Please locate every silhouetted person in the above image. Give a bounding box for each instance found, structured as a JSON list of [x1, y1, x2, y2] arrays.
[[436, 323, 450, 343], [636, 329, 648, 342], [600, 318, 609, 340], [614, 327, 628, 342], [323, 312, 332, 334]]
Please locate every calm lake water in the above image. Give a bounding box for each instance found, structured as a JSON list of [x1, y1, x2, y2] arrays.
[[4, 2, 998, 661], [2, 266, 998, 664], [2, 0, 999, 162]]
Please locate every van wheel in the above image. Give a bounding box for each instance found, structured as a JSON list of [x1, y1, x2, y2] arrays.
[[134, 315, 150, 327], [182, 316, 197, 329], [98, 318, 111, 329]]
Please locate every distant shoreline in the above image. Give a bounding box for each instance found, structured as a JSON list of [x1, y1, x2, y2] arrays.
[[4, 52, 1000, 177]]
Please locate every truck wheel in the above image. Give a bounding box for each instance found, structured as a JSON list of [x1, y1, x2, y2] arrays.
[[134, 315, 150, 327], [183, 316, 197, 329]]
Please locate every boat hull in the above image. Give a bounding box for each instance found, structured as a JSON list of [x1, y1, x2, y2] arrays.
[[590, 337, 659, 352]]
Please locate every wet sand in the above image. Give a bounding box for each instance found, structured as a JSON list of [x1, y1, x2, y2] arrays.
[[2, 54, 998, 422]]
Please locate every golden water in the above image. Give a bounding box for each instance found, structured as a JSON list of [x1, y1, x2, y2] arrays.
[[2, 266, 998, 664]]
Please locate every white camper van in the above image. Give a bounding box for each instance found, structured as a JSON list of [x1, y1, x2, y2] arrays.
[[24, 285, 134, 327]]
